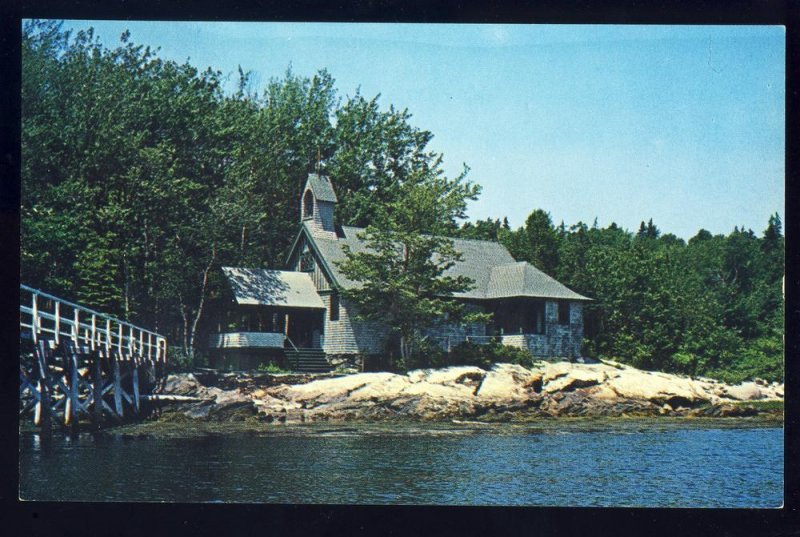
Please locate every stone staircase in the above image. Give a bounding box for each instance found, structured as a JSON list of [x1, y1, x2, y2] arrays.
[[284, 348, 331, 373]]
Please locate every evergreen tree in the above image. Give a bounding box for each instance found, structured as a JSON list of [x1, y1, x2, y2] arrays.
[[20, 21, 785, 381], [336, 168, 484, 365], [523, 209, 561, 275]]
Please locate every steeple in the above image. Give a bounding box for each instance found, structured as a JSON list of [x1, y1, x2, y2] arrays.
[[301, 173, 337, 239]]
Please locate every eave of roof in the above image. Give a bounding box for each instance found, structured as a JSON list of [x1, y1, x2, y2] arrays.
[[485, 262, 592, 302]]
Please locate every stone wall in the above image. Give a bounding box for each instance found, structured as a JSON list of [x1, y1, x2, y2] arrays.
[[422, 304, 487, 351], [320, 297, 584, 359], [523, 301, 584, 359]]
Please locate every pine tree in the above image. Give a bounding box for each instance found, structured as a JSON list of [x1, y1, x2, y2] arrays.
[[524, 209, 560, 275], [336, 168, 484, 365]]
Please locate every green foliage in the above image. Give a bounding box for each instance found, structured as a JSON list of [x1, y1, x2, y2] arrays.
[[165, 347, 196, 373], [329, 93, 442, 229], [21, 21, 783, 384], [335, 159, 484, 363], [522, 210, 560, 275], [448, 341, 535, 370], [458, 218, 505, 241], [256, 361, 290, 374]]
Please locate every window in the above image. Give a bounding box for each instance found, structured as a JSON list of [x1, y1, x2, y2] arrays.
[[300, 251, 314, 272], [558, 302, 570, 325], [329, 292, 340, 321], [303, 190, 314, 219]]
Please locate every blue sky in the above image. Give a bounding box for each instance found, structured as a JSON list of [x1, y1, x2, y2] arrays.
[[59, 21, 785, 239]]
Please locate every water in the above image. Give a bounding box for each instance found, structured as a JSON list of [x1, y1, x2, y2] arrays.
[[19, 421, 783, 507]]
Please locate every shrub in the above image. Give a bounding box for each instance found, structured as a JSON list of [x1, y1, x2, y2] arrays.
[[166, 348, 195, 373], [393, 338, 449, 372], [704, 336, 784, 384], [256, 361, 290, 374], [448, 341, 534, 370], [670, 351, 699, 376]]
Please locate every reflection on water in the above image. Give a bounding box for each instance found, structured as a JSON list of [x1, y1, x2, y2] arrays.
[[19, 421, 783, 506]]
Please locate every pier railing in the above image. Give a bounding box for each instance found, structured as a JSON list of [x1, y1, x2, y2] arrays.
[[20, 284, 167, 363], [19, 284, 169, 433]]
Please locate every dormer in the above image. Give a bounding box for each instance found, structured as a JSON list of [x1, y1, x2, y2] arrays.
[[301, 173, 338, 239]]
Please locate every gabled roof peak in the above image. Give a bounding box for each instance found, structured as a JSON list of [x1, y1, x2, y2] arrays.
[[304, 173, 338, 203], [288, 222, 590, 301]]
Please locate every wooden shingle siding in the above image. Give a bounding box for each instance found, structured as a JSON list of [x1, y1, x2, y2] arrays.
[[290, 236, 332, 292], [307, 199, 337, 238], [309, 254, 331, 291], [321, 295, 388, 355]]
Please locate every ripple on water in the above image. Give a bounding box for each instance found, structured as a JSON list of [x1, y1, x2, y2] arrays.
[[18, 421, 783, 506]]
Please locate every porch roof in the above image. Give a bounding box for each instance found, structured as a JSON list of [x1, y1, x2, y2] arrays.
[[221, 267, 325, 309]]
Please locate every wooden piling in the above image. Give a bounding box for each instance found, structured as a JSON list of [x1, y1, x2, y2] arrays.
[[34, 341, 52, 441], [65, 344, 80, 427], [91, 351, 104, 429], [147, 358, 159, 416], [131, 358, 141, 415], [112, 353, 123, 419]]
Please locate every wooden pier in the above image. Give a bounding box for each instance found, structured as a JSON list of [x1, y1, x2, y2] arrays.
[[19, 284, 168, 434]]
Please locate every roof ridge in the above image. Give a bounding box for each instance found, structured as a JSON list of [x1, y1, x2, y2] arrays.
[[339, 225, 511, 247]]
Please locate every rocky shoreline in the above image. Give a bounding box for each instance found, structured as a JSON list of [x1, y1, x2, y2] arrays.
[[146, 360, 783, 425]]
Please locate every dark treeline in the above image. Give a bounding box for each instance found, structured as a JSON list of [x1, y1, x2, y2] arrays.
[[21, 21, 783, 382], [458, 213, 784, 383]]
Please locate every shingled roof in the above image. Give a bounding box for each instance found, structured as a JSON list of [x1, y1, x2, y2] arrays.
[[304, 173, 338, 203], [221, 267, 325, 309], [300, 223, 591, 301], [486, 262, 590, 301]]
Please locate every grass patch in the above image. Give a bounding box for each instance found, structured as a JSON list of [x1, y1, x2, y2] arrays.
[[729, 400, 783, 412]]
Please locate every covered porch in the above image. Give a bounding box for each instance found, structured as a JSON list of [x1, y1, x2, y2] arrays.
[[209, 305, 325, 350], [208, 267, 327, 370], [484, 297, 547, 336]]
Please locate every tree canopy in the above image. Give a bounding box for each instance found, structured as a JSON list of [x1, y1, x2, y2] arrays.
[[22, 21, 784, 382], [335, 165, 483, 365], [458, 212, 784, 383], [21, 21, 478, 365]]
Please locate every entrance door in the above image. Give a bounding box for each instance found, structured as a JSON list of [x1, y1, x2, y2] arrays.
[[287, 309, 323, 349]]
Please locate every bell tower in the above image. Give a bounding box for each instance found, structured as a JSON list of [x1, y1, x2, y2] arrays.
[[301, 173, 337, 239]]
